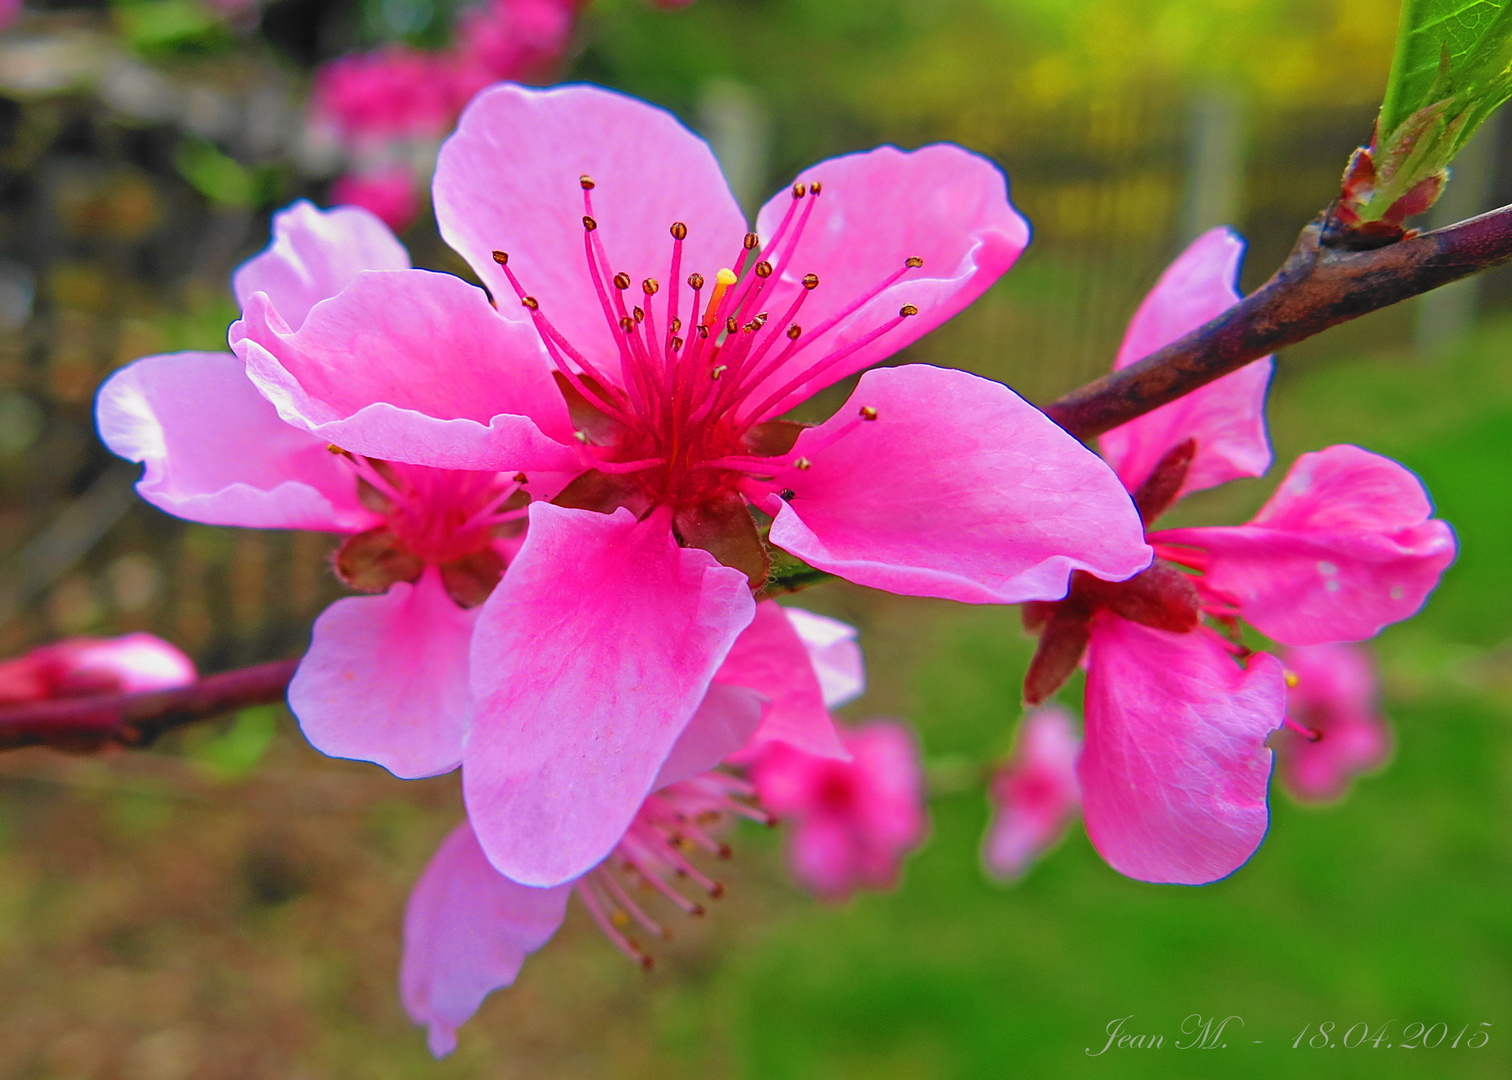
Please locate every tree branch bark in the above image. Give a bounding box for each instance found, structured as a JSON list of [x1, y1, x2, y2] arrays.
[[10, 202, 1512, 755], [0, 658, 299, 753], [1044, 203, 1512, 439]]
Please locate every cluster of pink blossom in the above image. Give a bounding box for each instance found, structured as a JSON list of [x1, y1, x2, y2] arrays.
[[995, 229, 1451, 885], [310, 0, 579, 230], [93, 80, 1451, 1053]]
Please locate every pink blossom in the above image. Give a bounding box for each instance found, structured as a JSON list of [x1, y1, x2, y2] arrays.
[[329, 166, 424, 232], [0, 634, 196, 703], [229, 82, 1151, 887], [403, 770, 760, 1057], [100, 201, 849, 796], [1276, 642, 1390, 801], [982, 706, 1080, 881], [752, 720, 927, 900], [313, 47, 463, 147], [1020, 228, 1454, 884]]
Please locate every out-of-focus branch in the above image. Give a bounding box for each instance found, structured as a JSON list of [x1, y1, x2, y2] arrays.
[[0, 658, 297, 753], [1044, 203, 1512, 439]]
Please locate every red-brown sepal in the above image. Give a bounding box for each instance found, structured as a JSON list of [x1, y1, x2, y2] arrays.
[[1024, 606, 1092, 705], [440, 548, 506, 608], [673, 493, 770, 590], [335, 527, 424, 593], [1131, 438, 1196, 525]]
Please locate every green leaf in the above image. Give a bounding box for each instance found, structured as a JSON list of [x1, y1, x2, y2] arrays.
[[1381, 0, 1512, 137], [186, 705, 279, 781]]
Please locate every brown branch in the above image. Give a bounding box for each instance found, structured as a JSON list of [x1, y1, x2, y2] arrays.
[[10, 202, 1512, 756], [1044, 203, 1512, 439], [0, 658, 298, 753]]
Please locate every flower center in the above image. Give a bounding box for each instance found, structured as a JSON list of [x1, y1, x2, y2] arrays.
[[490, 176, 924, 516], [328, 449, 527, 606]]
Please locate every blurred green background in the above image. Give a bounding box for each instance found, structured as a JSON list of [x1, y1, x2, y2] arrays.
[[1, 0, 1510, 1076]]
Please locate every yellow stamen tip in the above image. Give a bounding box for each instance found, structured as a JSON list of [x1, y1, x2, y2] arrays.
[[715, 267, 738, 286], [1284, 669, 1300, 688]]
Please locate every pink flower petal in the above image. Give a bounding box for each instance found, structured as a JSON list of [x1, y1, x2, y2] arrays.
[[16, 634, 198, 699], [96, 351, 376, 531], [765, 365, 1151, 603], [715, 601, 846, 761], [231, 270, 579, 472], [434, 83, 747, 368], [1155, 445, 1457, 645], [748, 144, 1029, 415], [401, 820, 571, 1058], [652, 682, 765, 789], [1098, 229, 1273, 499], [464, 504, 755, 886], [232, 200, 410, 330], [982, 705, 1081, 882], [1079, 616, 1286, 885], [784, 606, 865, 710], [1278, 642, 1390, 801], [288, 567, 475, 779]]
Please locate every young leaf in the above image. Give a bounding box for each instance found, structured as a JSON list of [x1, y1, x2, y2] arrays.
[[1381, 0, 1512, 136]]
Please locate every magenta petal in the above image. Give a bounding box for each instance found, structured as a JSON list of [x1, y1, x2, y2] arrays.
[[232, 271, 579, 471], [232, 200, 410, 330], [96, 351, 375, 531], [289, 568, 475, 779], [1099, 229, 1273, 498], [715, 601, 845, 761], [652, 682, 765, 789], [786, 606, 865, 709], [747, 144, 1029, 413], [1156, 445, 1457, 645], [464, 504, 755, 886], [982, 705, 1081, 882], [1079, 617, 1286, 885], [435, 83, 747, 369], [766, 365, 1151, 602], [1279, 642, 1390, 801], [401, 820, 571, 1058]]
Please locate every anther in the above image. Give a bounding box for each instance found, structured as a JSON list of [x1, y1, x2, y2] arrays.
[[801, 273, 819, 290], [579, 175, 595, 189], [711, 365, 727, 380], [755, 261, 773, 278], [779, 488, 796, 501], [792, 182, 807, 198], [491, 250, 509, 265], [687, 272, 705, 290], [522, 296, 540, 311], [670, 221, 688, 240], [795, 457, 812, 470], [725, 316, 738, 334], [669, 317, 682, 333], [325, 443, 346, 455], [582, 215, 597, 231], [905, 256, 923, 268], [633, 306, 645, 323], [642, 278, 659, 295], [860, 405, 879, 420], [743, 232, 760, 250], [574, 430, 589, 443], [620, 316, 635, 332], [1284, 669, 1300, 689], [697, 324, 710, 338], [786, 324, 802, 340], [513, 472, 528, 483], [613, 272, 632, 291], [810, 180, 822, 194], [900, 304, 919, 317], [670, 336, 683, 350]]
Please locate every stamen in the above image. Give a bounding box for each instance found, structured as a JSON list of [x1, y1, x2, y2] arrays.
[[582, 215, 597, 231], [575, 880, 653, 969], [579, 175, 596, 189], [1283, 716, 1323, 742]]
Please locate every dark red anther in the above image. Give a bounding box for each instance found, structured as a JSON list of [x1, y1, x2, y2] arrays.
[[582, 215, 597, 232], [579, 175, 596, 189], [613, 272, 632, 290], [801, 273, 819, 290], [744, 232, 760, 250], [491, 250, 509, 265], [670, 221, 688, 240], [688, 272, 705, 290], [755, 261, 773, 278]]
